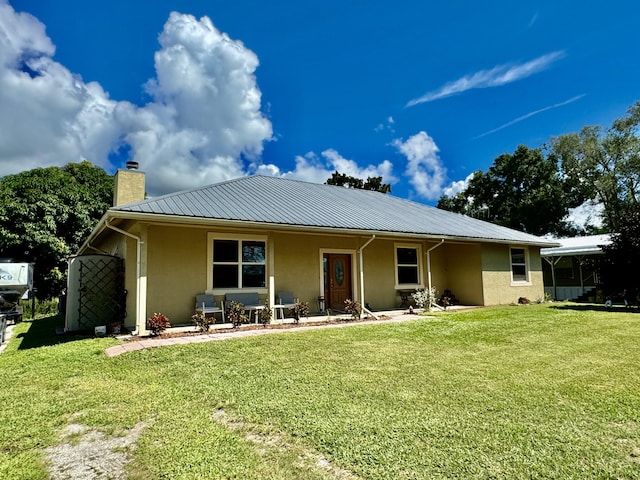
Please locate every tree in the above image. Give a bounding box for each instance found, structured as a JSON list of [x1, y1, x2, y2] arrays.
[[437, 145, 580, 236], [0, 161, 113, 299], [550, 101, 640, 232], [598, 204, 640, 300], [325, 171, 391, 193]]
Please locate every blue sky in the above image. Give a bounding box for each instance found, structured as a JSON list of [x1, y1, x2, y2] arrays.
[[1, 1, 638, 205]]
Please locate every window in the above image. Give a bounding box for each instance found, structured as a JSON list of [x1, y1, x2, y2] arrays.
[[211, 238, 266, 289], [510, 247, 529, 283], [395, 245, 422, 287]]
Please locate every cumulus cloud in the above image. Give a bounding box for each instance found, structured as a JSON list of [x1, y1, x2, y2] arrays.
[[442, 172, 475, 197], [259, 149, 396, 185], [0, 1, 120, 174], [406, 51, 565, 107], [0, 3, 273, 195], [564, 199, 604, 231], [128, 12, 273, 193], [392, 131, 446, 200]]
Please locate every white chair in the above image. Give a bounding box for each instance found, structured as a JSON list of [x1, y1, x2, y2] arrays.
[[195, 294, 225, 323]]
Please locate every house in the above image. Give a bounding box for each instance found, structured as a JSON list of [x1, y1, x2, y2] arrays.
[[541, 234, 611, 301], [68, 168, 557, 334]]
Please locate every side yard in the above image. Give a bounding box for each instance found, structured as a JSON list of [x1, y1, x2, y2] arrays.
[[0, 304, 639, 479]]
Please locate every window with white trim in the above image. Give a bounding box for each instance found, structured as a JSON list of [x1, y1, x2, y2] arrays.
[[395, 244, 422, 287], [211, 237, 266, 289], [510, 247, 529, 283]]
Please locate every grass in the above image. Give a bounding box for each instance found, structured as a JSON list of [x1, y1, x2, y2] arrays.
[[1, 304, 639, 479]]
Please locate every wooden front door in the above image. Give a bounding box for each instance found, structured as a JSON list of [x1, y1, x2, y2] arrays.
[[325, 254, 352, 311]]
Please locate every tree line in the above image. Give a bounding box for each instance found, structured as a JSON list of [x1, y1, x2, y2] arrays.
[[437, 101, 640, 237]]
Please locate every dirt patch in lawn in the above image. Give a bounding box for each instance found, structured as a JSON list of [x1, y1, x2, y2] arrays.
[[44, 422, 146, 480], [212, 408, 361, 480]]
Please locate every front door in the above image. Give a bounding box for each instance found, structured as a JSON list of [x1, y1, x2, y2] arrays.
[[325, 254, 352, 311]]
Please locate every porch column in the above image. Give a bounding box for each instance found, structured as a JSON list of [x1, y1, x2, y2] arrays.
[[137, 224, 149, 336], [268, 238, 275, 317]]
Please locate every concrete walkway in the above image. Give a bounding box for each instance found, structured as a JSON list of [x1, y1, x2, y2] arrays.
[[105, 312, 427, 357]]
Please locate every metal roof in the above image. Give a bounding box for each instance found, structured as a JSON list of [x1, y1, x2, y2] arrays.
[[112, 175, 557, 246], [540, 234, 611, 257]]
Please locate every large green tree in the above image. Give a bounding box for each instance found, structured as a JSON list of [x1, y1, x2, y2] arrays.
[[550, 101, 640, 232], [0, 161, 113, 299], [598, 204, 640, 300], [437, 145, 580, 236], [325, 171, 391, 193]]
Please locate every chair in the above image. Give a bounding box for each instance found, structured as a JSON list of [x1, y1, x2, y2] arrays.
[[275, 291, 297, 320], [224, 292, 265, 323], [195, 294, 225, 323]]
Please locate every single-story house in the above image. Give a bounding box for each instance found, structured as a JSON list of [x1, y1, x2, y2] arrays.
[[541, 234, 611, 301], [68, 169, 557, 334]]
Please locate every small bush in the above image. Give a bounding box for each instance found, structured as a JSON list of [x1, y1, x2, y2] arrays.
[[191, 311, 211, 332], [344, 299, 361, 320], [147, 312, 171, 336], [258, 302, 272, 326], [412, 287, 438, 310], [227, 302, 248, 328], [291, 301, 310, 324]]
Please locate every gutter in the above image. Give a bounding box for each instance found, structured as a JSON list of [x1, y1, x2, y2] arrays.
[[105, 210, 556, 247], [104, 219, 145, 336], [358, 235, 377, 319]]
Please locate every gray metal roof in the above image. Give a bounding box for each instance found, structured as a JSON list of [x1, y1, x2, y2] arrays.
[[113, 175, 556, 246], [540, 234, 611, 257]]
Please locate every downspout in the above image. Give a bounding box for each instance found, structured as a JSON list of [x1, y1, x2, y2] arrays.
[[105, 220, 144, 335], [426, 239, 445, 311], [359, 235, 377, 319]]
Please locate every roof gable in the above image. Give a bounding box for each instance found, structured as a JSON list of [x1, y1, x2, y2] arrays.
[[113, 175, 555, 246]]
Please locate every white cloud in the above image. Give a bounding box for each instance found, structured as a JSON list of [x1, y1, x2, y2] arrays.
[[406, 51, 565, 107], [117, 12, 273, 194], [474, 94, 585, 139], [564, 199, 604, 231], [374, 116, 395, 133], [392, 131, 446, 200], [443, 172, 475, 197], [0, 1, 120, 174], [0, 5, 273, 195], [259, 149, 396, 185]]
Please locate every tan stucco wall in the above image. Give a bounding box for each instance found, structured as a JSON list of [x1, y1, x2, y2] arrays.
[[439, 243, 484, 305], [85, 220, 547, 326], [145, 225, 208, 324], [481, 243, 544, 305]]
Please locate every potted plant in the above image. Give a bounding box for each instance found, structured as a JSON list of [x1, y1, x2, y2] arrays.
[[147, 312, 171, 336], [227, 302, 248, 328], [191, 311, 211, 332], [290, 301, 310, 324], [343, 299, 361, 320], [258, 301, 272, 326]]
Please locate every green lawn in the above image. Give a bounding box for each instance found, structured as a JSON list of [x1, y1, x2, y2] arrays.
[[1, 304, 639, 479]]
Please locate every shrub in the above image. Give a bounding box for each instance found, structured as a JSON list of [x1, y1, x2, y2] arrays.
[[191, 311, 211, 332], [412, 287, 438, 310], [343, 299, 361, 320], [227, 302, 248, 328], [291, 301, 310, 324], [258, 302, 272, 326], [147, 312, 171, 336]]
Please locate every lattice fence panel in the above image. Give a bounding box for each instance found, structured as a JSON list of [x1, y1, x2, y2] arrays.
[[77, 257, 125, 330]]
